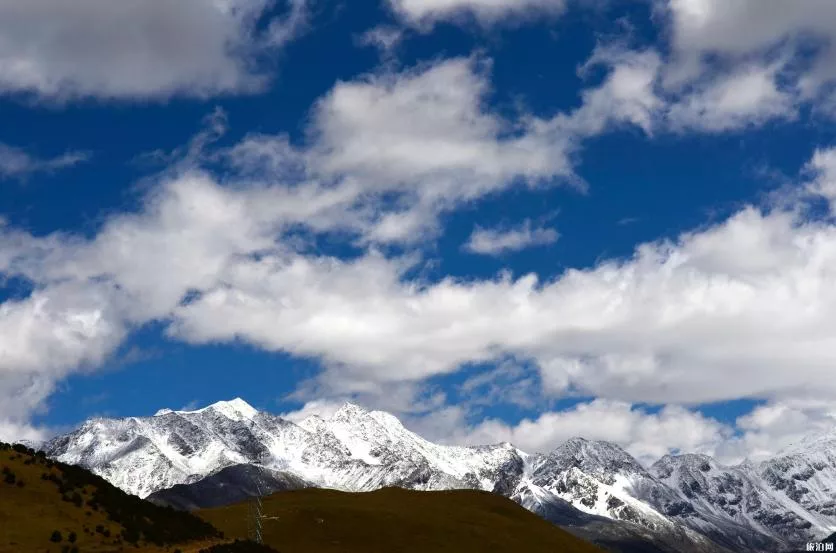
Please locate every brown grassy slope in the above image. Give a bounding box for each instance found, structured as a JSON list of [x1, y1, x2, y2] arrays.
[[199, 487, 606, 553], [0, 442, 229, 553]]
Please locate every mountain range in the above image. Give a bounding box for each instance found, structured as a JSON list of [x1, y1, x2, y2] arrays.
[[38, 398, 836, 553]]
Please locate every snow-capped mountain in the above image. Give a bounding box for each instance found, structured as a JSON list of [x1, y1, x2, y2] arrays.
[[760, 433, 836, 524], [649, 437, 836, 552], [43, 398, 836, 552]]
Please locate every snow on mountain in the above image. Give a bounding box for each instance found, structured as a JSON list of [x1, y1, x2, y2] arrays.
[[42, 398, 836, 552], [650, 449, 836, 552], [759, 433, 836, 525], [522, 439, 729, 553]]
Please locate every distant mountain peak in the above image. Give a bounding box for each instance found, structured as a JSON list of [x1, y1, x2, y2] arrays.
[[368, 409, 405, 430], [655, 453, 715, 467], [777, 425, 836, 457], [200, 398, 259, 421], [552, 437, 637, 463], [330, 402, 369, 421]]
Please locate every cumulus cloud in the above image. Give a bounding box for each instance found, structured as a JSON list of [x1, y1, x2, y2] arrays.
[[572, 44, 800, 134], [805, 147, 836, 206], [227, 55, 620, 243], [279, 398, 347, 423], [663, 0, 836, 62], [730, 400, 836, 461], [660, 0, 836, 115], [0, 54, 608, 425], [570, 48, 664, 136], [385, 1, 836, 126], [464, 220, 559, 255], [163, 156, 836, 414], [4, 51, 836, 463], [0, 420, 50, 444], [456, 400, 732, 463], [278, 392, 836, 466], [356, 26, 405, 64], [0, 0, 309, 100], [0, 144, 89, 180], [386, 0, 568, 27], [666, 61, 798, 132]]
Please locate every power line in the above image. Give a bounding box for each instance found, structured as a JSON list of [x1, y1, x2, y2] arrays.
[[247, 479, 265, 544]]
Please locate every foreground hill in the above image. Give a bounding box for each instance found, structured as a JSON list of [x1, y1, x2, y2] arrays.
[[199, 486, 606, 553], [0, 442, 272, 553]]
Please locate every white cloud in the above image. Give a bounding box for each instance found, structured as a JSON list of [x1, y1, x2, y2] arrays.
[[570, 48, 664, 136], [806, 147, 836, 206], [660, 0, 836, 111], [450, 399, 732, 463], [0, 420, 50, 444], [464, 220, 559, 255], [7, 142, 836, 442], [309, 56, 569, 187], [386, 1, 836, 127], [0, 0, 309, 100], [457, 359, 542, 408], [0, 53, 607, 426], [729, 400, 836, 461], [386, 0, 568, 27], [7, 139, 836, 430], [279, 398, 350, 423], [573, 44, 799, 134], [664, 0, 836, 60], [5, 51, 836, 464], [0, 144, 89, 179], [231, 56, 595, 243], [666, 61, 798, 132], [356, 26, 405, 64], [164, 157, 836, 411], [421, 397, 836, 465]]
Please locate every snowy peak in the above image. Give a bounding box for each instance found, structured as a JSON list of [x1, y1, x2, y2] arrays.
[[368, 409, 406, 431], [201, 398, 259, 421], [545, 437, 650, 483], [329, 402, 369, 423], [651, 453, 718, 478], [776, 426, 836, 457], [298, 414, 328, 433], [150, 397, 261, 421]]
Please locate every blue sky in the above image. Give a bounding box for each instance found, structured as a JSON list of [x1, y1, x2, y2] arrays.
[[3, 0, 836, 464]]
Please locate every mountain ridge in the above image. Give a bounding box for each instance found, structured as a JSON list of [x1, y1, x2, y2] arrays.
[[40, 398, 836, 552]]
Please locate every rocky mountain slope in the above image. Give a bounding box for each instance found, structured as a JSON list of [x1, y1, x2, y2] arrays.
[[41, 398, 836, 552], [147, 463, 313, 510]]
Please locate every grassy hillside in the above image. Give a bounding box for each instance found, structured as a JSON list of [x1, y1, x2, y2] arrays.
[[199, 486, 606, 553], [0, 442, 273, 553]]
